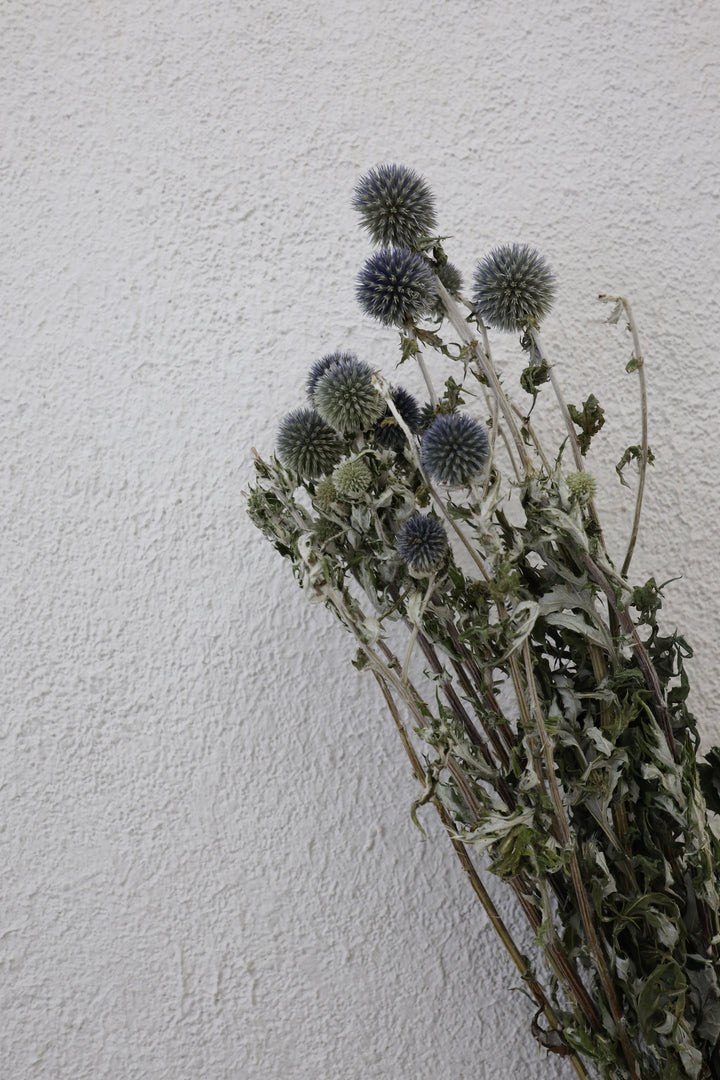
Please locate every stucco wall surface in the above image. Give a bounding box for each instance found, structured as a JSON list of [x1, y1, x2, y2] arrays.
[[3, 1, 720, 1078]]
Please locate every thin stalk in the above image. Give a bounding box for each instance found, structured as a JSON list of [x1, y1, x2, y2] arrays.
[[447, 656, 511, 771], [511, 879, 603, 1036], [416, 350, 439, 408], [406, 623, 516, 809], [610, 296, 648, 578], [372, 671, 594, 1080], [529, 328, 584, 473], [379, 381, 491, 582], [434, 279, 535, 476], [401, 574, 436, 682], [580, 551, 678, 762], [530, 328, 605, 544], [482, 386, 523, 483], [441, 620, 517, 754], [511, 402, 553, 474], [341, 587, 598, 1057], [522, 641, 640, 1080]]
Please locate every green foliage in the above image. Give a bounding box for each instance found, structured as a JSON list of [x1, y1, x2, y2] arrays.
[[617, 443, 656, 486], [247, 176, 720, 1080], [567, 394, 606, 455]]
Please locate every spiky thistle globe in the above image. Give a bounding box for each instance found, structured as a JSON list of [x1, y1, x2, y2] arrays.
[[353, 163, 438, 249], [313, 356, 384, 434], [314, 476, 338, 510], [472, 243, 556, 332], [396, 514, 448, 573], [357, 247, 437, 327], [373, 386, 422, 451], [333, 458, 372, 498], [421, 412, 490, 485], [276, 408, 343, 478], [306, 352, 357, 401]]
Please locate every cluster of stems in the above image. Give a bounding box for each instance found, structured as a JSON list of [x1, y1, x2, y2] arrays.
[[249, 270, 720, 1080]]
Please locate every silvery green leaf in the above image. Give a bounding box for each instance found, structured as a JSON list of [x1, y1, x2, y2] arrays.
[[585, 726, 615, 757], [495, 600, 539, 662], [406, 591, 424, 623], [539, 506, 590, 552], [677, 1043, 703, 1079], [544, 610, 616, 654]]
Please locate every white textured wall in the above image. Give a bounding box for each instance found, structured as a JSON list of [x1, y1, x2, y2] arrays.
[[4, 2, 720, 1078]]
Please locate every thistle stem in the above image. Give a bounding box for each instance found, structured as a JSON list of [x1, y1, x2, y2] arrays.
[[416, 350, 439, 407], [529, 327, 605, 543], [604, 296, 648, 579], [378, 379, 491, 582], [434, 279, 535, 476], [522, 641, 639, 1080], [401, 574, 436, 682], [372, 671, 593, 1080]]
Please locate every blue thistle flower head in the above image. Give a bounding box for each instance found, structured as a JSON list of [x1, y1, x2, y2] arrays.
[[396, 514, 448, 574], [306, 352, 357, 401], [421, 412, 490, 485], [276, 408, 343, 478], [353, 163, 438, 249], [313, 356, 384, 434], [472, 243, 555, 332], [357, 247, 437, 327], [373, 386, 422, 451]]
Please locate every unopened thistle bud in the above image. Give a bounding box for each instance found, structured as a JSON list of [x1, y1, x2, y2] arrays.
[[312, 517, 341, 546], [373, 386, 422, 451], [566, 471, 597, 502], [306, 352, 357, 401], [431, 261, 463, 319], [314, 477, 338, 510], [333, 458, 373, 498]]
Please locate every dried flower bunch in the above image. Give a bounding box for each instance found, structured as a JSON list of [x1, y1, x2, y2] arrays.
[[247, 164, 720, 1080]]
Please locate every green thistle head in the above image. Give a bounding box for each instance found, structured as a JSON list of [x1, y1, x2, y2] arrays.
[[276, 408, 343, 478], [566, 471, 597, 502], [333, 458, 373, 498], [314, 477, 338, 511], [314, 356, 384, 434]]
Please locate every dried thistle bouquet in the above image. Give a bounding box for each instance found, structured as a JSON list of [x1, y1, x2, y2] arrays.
[[247, 165, 720, 1079]]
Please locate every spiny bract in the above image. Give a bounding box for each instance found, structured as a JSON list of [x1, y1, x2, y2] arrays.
[[357, 247, 437, 327], [472, 243, 555, 332], [421, 412, 490, 485], [276, 408, 343, 478], [396, 513, 448, 573], [353, 163, 437, 249], [313, 356, 384, 434]]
